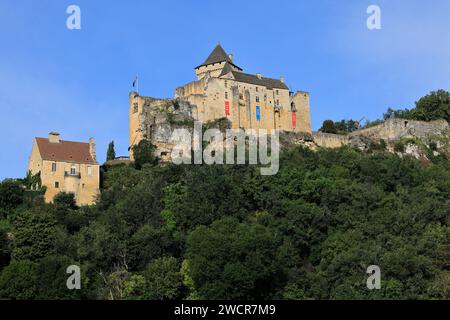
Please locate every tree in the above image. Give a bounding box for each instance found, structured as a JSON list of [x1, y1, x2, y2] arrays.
[[107, 141, 116, 161], [412, 90, 450, 122], [0, 179, 24, 217], [12, 207, 58, 261], [319, 120, 338, 134], [0, 230, 10, 270], [35, 255, 85, 299], [128, 224, 177, 271], [132, 140, 158, 169], [186, 217, 287, 300], [54, 192, 77, 209], [381, 90, 450, 123], [334, 119, 360, 133], [75, 222, 123, 271], [142, 256, 183, 300], [0, 260, 37, 300]]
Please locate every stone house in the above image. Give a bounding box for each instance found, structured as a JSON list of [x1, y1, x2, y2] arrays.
[[27, 132, 100, 206]]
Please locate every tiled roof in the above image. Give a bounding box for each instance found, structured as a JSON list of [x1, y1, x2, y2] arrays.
[[219, 62, 234, 77], [35, 137, 97, 164], [228, 71, 289, 90]]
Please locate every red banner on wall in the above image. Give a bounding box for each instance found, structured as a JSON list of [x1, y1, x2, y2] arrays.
[[225, 101, 230, 116], [292, 112, 297, 128]]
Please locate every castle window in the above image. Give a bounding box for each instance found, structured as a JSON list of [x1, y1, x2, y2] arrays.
[[87, 166, 92, 176], [276, 90, 279, 95], [291, 102, 297, 112], [55, 181, 59, 188], [276, 99, 280, 106], [225, 80, 228, 88], [256, 96, 260, 103], [256, 87, 259, 92], [70, 165, 76, 175], [239, 93, 243, 100], [52, 163, 57, 172], [225, 92, 228, 99]]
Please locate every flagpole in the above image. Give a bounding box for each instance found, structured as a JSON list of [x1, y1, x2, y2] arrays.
[[136, 73, 139, 95]]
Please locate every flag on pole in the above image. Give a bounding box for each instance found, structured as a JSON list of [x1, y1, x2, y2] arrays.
[[132, 74, 138, 88]]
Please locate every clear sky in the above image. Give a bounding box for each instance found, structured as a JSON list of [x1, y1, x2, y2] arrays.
[[0, 0, 449, 179]]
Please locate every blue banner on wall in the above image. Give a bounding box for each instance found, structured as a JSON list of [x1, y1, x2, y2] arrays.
[[256, 106, 261, 121]]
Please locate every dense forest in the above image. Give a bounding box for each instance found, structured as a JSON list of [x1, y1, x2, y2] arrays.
[[0, 142, 449, 300]]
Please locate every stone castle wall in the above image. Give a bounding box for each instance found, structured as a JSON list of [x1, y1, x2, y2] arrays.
[[313, 118, 449, 157]]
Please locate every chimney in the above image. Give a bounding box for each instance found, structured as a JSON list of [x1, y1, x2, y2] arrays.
[[228, 53, 233, 62], [49, 132, 60, 143], [256, 73, 262, 79], [280, 76, 285, 83], [89, 137, 97, 161]]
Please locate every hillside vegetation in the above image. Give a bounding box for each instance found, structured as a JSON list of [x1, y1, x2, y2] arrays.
[[0, 144, 449, 300]]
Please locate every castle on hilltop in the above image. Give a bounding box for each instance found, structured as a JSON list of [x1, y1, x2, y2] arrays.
[[129, 44, 312, 159]]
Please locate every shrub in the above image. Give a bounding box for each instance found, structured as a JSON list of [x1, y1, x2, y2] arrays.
[[394, 141, 405, 153]]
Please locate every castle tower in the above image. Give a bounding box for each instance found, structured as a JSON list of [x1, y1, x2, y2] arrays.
[[194, 44, 243, 80], [129, 91, 142, 160]]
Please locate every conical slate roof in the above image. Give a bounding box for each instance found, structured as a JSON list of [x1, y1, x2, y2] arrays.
[[195, 44, 242, 70]]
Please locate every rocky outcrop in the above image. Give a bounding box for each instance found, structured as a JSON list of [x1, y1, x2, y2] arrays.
[[138, 98, 195, 160], [311, 118, 450, 161], [348, 118, 449, 142]]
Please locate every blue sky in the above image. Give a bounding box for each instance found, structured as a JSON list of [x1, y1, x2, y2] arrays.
[[0, 0, 449, 179]]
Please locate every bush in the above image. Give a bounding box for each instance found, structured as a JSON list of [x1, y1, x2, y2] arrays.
[[132, 140, 158, 169], [0, 260, 37, 300], [429, 142, 438, 151], [319, 120, 338, 134], [394, 141, 405, 153], [0, 179, 24, 213]]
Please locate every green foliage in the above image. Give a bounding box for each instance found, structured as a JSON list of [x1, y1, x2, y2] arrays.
[[22, 171, 42, 191], [319, 119, 359, 135], [204, 117, 231, 132], [128, 224, 178, 271], [132, 140, 158, 169], [186, 217, 288, 300], [1, 136, 450, 300], [0, 179, 24, 217], [394, 141, 405, 153], [369, 139, 387, 152], [54, 192, 77, 209], [107, 141, 116, 161], [382, 90, 450, 123], [166, 112, 195, 127], [429, 141, 438, 151], [0, 260, 37, 300], [0, 230, 10, 270], [35, 255, 85, 299], [319, 120, 338, 134], [12, 207, 58, 261], [413, 90, 450, 122], [142, 256, 183, 300]]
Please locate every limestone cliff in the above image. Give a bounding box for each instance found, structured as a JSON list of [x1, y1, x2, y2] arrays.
[[311, 118, 450, 161]]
